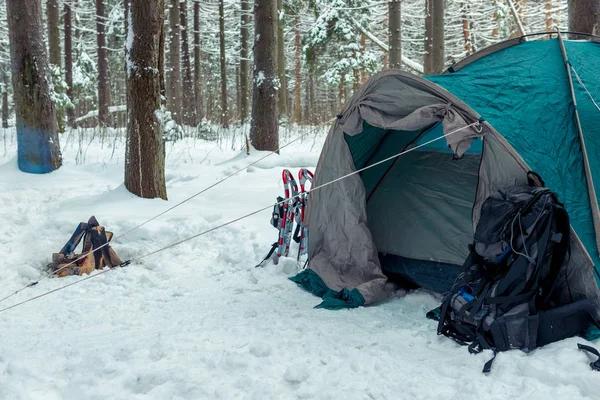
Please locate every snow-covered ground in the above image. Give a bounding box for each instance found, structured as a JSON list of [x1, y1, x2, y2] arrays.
[[1, 125, 599, 400]]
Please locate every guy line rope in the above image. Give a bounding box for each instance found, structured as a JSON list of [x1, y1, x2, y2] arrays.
[[0, 121, 481, 315]]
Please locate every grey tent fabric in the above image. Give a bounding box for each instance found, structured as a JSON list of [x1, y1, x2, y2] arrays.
[[304, 69, 600, 313], [305, 71, 489, 305], [368, 152, 480, 265]]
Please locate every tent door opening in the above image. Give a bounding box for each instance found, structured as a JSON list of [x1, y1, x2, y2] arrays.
[[345, 122, 483, 293]]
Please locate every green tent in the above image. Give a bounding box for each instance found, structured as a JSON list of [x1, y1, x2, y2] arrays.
[[292, 34, 600, 317]]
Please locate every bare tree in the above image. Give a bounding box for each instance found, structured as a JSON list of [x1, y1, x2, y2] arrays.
[[1, 67, 8, 128], [424, 0, 433, 74], [461, 1, 472, 56], [568, 0, 600, 37], [250, 0, 278, 151], [432, 0, 445, 74], [125, 0, 167, 200], [239, 0, 250, 122], [7, 0, 62, 173], [64, 0, 75, 126], [180, 0, 197, 125], [277, 0, 287, 118], [294, 17, 301, 123], [219, 0, 228, 127], [360, 33, 367, 84], [388, 0, 401, 69], [97, 0, 112, 126], [193, 0, 204, 120], [168, 0, 182, 124]]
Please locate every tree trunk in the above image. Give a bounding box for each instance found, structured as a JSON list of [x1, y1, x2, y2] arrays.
[[277, 0, 287, 119], [338, 73, 345, 111], [7, 0, 62, 173], [568, 0, 600, 37], [432, 0, 445, 74], [545, 0, 554, 36], [47, 0, 61, 67], [64, 0, 75, 127], [517, 0, 527, 29], [382, 10, 388, 69], [168, 0, 182, 124], [180, 0, 197, 125], [219, 0, 228, 127], [360, 33, 367, 84], [424, 0, 433, 74], [193, 0, 204, 121], [462, 2, 472, 56], [240, 0, 250, 123], [2, 68, 8, 128], [492, 0, 500, 39], [294, 17, 301, 124], [388, 0, 401, 69], [97, 0, 112, 127], [125, 0, 168, 200], [306, 48, 316, 124], [250, 0, 278, 151]]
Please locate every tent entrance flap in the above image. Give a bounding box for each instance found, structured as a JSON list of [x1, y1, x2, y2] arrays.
[[344, 122, 483, 291]]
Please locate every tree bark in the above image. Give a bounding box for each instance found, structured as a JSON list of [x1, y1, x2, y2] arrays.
[[193, 0, 204, 120], [294, 17, 301, 124], [7, 0, 62, 173], [179, 0, 197, 125], [239, 0, 250, 122], [1, 68, 8, 128], [568, 0, 600, 37], [125, 0, 167, 200], [168, 0, 182, 124], [277, 0, 287, 119], [97, 0, 112, 126], [431, 0, 445, 74], [47, 0, 61, 67], [382, 10, 388, 69], [545, 0, 554, 36], [424, 0, 433, 74], [338, 73, 345, 111], [360, 33, 367, 84], [461, 2, 472, 56], [64, 0, 75, 126], [250, 0, 278, 151], [219, 0, 228, 127], [388, 0, 401, 69]]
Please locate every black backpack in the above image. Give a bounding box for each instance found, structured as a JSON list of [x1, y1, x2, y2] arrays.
[[437, 176, 596, 372]]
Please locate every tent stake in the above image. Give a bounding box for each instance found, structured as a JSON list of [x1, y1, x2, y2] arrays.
[[556, 28, 600, 259]]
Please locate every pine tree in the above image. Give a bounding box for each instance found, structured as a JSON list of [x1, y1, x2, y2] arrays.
[[431, 0, 444, 73], [388, 0, 402, 69], [168, 0, 182, 124], [125, 0, 167, 200], [568, 0, 599, 36], [180, 0, 197, 125], [193, 0, 204, 120], [64, 0, 75, 126], [239, 0, 251, 122], [219, 0, 229, 127], [97, 0, 112, 127], [250, 0, 279, 151], [7, 0, 62, 173]]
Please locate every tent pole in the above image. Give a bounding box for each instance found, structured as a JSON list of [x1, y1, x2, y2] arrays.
[[556, 28, 600, 259]]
